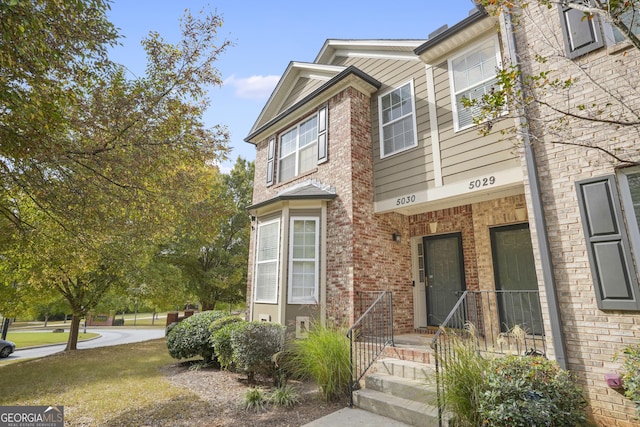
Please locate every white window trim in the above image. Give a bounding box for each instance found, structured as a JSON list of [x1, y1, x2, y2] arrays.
[[254, 218, 280, 304], [618, 167, 640, 265], [278, 114, 319, 183], [287, 216, 320, 304], [447, 36, 502, 132], [378, 80, 419, 159]]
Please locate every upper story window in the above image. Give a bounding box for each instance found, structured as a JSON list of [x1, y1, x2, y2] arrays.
[[449, 37, 501, 131], [254, 219, 280, 304], [274, 107, 328, 184], [378, 81, 418, 158], [607, 7, 640, 44], [619, 167, 640, 260]]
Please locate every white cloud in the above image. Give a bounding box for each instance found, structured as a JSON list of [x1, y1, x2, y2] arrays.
[[224, 74, 280, 100]]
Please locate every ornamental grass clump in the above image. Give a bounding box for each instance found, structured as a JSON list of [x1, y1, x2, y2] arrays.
[[478, 355, 587, 427], [287, 323, 350, 402], [437, 327, 490, 427], [269, 384, 301, 408], [243, 387, 267, 412]]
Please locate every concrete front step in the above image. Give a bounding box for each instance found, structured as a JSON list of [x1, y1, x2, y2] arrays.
[[377, 358, 434, 381], [352, 388, 439, 427], [365, 372, 437, 403], [352, 358, 440, 427]]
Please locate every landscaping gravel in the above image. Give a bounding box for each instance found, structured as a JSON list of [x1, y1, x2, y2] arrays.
[[157, 362, 345, 427]]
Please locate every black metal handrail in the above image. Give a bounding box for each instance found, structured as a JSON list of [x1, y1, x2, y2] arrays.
[[431, 289, 546, 427], [347, 290, 394, 407]]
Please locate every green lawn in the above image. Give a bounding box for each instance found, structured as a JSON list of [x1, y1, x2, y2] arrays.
[[0, 339, 199, 426], [6, 331, 100, 348]]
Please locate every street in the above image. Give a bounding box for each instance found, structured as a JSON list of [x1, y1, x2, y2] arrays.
[[0, 327, 166, 362]]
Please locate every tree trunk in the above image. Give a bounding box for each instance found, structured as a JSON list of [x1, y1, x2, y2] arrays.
[[66, 314, 82, 351], [44, 313, 49, 327], [201, 301, 216, 311]]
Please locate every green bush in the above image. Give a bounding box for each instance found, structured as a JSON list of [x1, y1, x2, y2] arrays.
[[230, 321, 286, 383], [165, 311, 227, 362], [286, 323, 350, 402], [478, 355, 586, 426], [210, 316, 245, 370], [618, 342, 640, 416]]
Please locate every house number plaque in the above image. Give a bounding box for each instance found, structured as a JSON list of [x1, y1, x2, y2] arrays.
[[468, 175, 496, 190]]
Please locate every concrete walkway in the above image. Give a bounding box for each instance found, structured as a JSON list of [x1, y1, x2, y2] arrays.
[[302, 407, 412, 427]]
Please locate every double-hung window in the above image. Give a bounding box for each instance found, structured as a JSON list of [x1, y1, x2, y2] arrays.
[[379, 81, 418, 158], [288, 217, 319, 304], [607, 6, 640, 44], [254, 219, 280, 303], [279, 116, 318, 182], [449, 37, 501, 131]]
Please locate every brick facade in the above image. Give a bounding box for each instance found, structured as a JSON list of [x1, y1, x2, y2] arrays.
[[511, 4, 640, 425]]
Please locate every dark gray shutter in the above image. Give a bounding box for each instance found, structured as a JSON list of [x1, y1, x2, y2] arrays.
[[317, 106, 328, 164], [576, 176, 640, 311], [559, 3, 605, 58], [266, 137, 275, 186]]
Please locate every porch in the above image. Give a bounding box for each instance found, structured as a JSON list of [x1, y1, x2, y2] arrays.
[[348, 289, 547, 426]]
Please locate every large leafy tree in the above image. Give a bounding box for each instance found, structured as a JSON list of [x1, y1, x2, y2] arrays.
[[0, 2, 231, 350], [163, 158, 254, 311], [470, 0, 640, 165]]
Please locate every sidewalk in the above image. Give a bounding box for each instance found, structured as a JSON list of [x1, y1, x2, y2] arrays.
[[302, 407, 412, 427]]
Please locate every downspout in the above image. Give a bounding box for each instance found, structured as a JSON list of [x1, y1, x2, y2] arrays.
[[501, 8, 568, 369]]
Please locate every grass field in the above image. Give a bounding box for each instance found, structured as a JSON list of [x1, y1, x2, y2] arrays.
[[0, 339, 197, 426], [5, 331, 100, 348]]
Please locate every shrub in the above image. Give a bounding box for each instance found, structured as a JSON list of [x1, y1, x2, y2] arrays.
[[270, 384, 300, 408], [617, 342, 640, 416], [437, 331, 490, 427], [165, 311, 227, 363], [478, 355, 587, 427], [210, 316, 245, 370], [243, 387, 267, 412], [286, 323, 350, 402], [231, 321, 286, 383]]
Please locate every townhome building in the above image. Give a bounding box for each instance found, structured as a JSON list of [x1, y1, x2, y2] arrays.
[[244, 2, 640, 425], [501, 2, 640, 425]]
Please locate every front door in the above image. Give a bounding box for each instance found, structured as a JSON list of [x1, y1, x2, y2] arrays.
[[424, 233, 466, 327], [491, 223, 543, 335]]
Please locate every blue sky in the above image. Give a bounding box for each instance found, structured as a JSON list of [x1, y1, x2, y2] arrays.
[[107, 0, 477, 172]]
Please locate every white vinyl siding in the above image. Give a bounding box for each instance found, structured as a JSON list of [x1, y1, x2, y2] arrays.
[[449, 37, 500, 131], [288, 217, 319, 304], [378, 81, 418, 158], [254, 219, 280, 303], [279, 115, 318, 182]]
